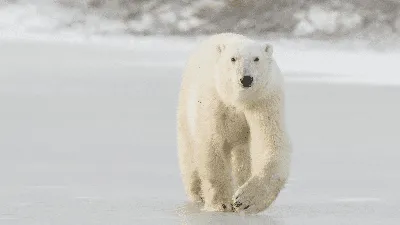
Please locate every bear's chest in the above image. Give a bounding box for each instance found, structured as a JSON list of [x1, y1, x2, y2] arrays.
[[220, 108, 250, 145]]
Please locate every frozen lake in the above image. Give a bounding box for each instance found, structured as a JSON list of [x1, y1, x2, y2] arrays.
[[0, 38, 399, 224]]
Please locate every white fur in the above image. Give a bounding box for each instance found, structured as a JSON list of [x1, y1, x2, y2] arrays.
[[186, 88, 198, 137], [177, 33, 292, 214]]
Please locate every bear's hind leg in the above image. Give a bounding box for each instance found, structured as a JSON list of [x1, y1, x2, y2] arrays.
[[178, 130, 203, 203], [181, 168, 203, 203]]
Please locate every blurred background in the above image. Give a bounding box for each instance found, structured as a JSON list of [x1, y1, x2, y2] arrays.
[[1, 1, 400, 225], [2, 0, 400, 42]]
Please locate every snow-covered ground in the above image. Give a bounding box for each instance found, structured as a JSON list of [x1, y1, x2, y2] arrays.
[[3, 33, 400, 85], [1, 35, 400, 224]]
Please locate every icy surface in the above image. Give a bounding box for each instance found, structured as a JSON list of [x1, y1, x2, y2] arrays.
[[0, 38, 400, 224]]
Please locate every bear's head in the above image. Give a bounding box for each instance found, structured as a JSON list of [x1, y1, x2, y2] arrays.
[[214, 40, 280, 106]]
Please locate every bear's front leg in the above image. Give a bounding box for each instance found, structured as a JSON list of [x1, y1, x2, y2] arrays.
[[197, 138, 234, 212], [233, 97, 292, 214], [232, 156, 289, 214]]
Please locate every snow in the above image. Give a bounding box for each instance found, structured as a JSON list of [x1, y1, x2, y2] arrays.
[[1, 36, 400, 224], [308, 6, 339, 34], [0, 1, 127, 37], [5, 33, 400, 86], [294, 5, 363, 36]]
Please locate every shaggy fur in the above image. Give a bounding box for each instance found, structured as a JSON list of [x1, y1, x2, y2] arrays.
[[177, 33, 292, 214]]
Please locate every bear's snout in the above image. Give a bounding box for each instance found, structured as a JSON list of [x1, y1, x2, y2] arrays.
[[240, 76, 253, 88]]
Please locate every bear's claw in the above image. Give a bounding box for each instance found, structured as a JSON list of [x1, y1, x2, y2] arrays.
[[233, 202, 242, 208], [203, 202, 235, 212], [222, 204, 227, 209]]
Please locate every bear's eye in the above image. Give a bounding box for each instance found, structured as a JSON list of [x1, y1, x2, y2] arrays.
[[231, 57, 236, 62], [254, 57, 259, 62]]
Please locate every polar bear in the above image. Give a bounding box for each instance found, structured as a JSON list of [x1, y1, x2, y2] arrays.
[[177, 33, 292, 214]]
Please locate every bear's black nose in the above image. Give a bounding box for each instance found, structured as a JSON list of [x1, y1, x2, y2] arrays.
[[240, 76, 253, 88]]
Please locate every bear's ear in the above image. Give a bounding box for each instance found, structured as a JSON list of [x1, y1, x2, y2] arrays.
[[217, 44, 225, 54], [264, 43, 273, 56]]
